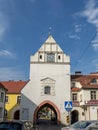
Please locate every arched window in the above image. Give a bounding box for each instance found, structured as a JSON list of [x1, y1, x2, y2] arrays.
[[44, 86, 51, 94]]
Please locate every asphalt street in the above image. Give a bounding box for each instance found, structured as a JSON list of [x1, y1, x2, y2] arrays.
[[34, 119, 66, 130], [35, 124, 64, 130]]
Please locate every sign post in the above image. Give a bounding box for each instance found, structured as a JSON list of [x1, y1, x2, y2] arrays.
[[64, 101, 73, 126]]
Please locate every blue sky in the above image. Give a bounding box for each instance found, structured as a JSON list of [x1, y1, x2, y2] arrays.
[[0, 0, 98, 81]]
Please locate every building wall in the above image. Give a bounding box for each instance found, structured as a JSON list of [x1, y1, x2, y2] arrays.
[[0, 88, 6, 121], [5, 94, 20, 120], [72, 88, 98, 122]]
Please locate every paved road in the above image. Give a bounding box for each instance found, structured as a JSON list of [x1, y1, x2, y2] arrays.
[[34, 120, 65, 130], [35, 124, 64, 130]]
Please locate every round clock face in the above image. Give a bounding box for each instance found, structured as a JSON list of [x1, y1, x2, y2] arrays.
[[47, 53, 55, 62]]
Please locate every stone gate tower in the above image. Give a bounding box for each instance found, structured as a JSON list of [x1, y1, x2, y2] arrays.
[[20, 35, 71, 125]]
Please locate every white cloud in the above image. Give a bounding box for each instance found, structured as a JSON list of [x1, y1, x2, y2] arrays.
[[0, 50, 16, 58], [76, 0, 98, 49], [68, 34, 80, 40], [0, 12, 9, 42], [0, 67, 27, 81], [79, 0, 98, 27], [74, 24, 82, 33], [92, 43, 98, 51]]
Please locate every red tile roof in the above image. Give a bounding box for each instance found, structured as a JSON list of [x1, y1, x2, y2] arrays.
[[0, 80, 28, 94], [72, 74, 98, 89], [0, 82, 8, 91], [71, 87, 80, 92]]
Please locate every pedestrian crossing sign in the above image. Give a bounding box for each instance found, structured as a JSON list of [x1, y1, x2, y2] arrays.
[[64, 101, 73, 111]]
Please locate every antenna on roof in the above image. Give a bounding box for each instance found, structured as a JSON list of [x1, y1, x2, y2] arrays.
[[48, 26, 52, 35]]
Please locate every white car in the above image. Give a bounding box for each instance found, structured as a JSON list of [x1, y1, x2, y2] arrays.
[[61, 120, 98, 130]]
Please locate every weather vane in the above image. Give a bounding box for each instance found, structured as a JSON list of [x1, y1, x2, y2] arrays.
[[48, 26, 52, 35]]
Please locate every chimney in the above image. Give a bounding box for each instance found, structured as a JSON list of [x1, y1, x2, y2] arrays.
[[75, 71, 82, 75]]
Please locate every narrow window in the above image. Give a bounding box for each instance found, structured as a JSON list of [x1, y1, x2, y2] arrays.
[[91, 91, 96, 100], [72, 93, 77, 101], [44, 86, 51, 94], [40, 55, 42, 59], [4, 109, 8, 117], [58, 55, 60, 60], [0, 92, 4, 102], [5, 96, 9, 103], [17, 96, 21, 104]]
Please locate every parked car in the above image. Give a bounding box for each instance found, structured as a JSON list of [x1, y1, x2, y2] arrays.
[[0, 120, 34, 130], [61, 120, 98, 130], [88, 125, 98, 130]]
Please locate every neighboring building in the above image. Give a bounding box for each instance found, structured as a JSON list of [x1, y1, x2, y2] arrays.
[[1, 81, 28, 120], [0, 82, 7, 121], [71, 72, 98, 123], [20, 35, 71, 125]]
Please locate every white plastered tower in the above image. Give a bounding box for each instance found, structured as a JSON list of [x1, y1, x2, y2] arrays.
[[20, 35, 71, 125]]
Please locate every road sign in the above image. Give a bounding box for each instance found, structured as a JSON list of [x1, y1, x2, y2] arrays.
[[64, 101, 73, 111]]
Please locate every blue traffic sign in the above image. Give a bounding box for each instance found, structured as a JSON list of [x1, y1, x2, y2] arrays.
[[64, 101, 73, 111]]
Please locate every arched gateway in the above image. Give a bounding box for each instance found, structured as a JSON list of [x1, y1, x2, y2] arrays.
[[20, 35, 71, 125], [33, 100, 60, 124]]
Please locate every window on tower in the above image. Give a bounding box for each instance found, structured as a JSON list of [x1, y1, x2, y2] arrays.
[[39, 55, 42, 59], [44, 86, 51, 94]]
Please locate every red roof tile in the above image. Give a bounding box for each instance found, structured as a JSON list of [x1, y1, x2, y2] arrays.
[[72, 74, 98, 89], [71, 87, 80, 92], [0, 82, 8, 91], [1, 80, 28, 94]]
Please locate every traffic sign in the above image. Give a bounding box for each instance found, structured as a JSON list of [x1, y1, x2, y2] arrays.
[[64, 101, 73, 111]]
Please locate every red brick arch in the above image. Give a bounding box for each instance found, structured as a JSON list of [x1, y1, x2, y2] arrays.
[[33, 100, 61, 124]]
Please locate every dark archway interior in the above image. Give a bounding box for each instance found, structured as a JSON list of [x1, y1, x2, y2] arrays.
[[71, 110, 79, 124], [14, 110, 20, 120], [36, 103, 57, 124]]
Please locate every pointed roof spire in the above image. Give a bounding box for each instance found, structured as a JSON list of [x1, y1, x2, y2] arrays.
[[45, 35, 56, 44]]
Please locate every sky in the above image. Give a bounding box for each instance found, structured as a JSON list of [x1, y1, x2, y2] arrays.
[[0, 0, 98, 81]]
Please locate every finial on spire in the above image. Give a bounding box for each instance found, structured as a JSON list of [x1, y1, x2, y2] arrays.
[[48, 26, 52, 35]]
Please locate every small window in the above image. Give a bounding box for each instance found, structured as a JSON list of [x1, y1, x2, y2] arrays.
[[4, 109, 8, 117], [91, 91, 96, 100], [17, 96, 21, 104], [58, 55, 60, 60], [44, 86, 51, 94], [0, 92, 4, 102], [91, 78, 97, 84], [5, 96, 9, 103], [40, 55, 42, 59], [80, 94, 82, 102], [72, 93, 77, 101]]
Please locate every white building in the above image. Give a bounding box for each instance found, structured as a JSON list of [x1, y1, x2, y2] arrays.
[[20, 35, 71, 125], [71, 72, 98, 123]]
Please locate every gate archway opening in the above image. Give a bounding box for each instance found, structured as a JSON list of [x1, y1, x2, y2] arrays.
[[71, 110, 79, 124], [33, 100, 60, 125]]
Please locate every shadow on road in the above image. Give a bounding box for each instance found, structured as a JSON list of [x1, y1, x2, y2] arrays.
[[35, 119, 65, 130]]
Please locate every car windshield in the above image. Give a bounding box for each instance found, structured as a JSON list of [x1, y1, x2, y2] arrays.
[[71, 121, 92, 129], [0, 122, 22, 130]]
